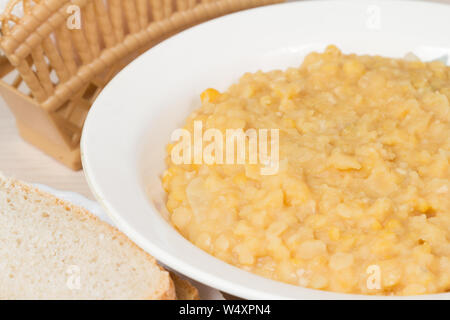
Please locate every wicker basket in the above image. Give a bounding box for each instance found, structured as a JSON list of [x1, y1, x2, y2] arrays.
[[0, 0, 283, 170]]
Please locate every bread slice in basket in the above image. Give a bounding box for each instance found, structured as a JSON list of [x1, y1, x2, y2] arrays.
[[0, 174, 195, 300]]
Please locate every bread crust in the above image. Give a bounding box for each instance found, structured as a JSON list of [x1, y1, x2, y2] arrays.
[[0, 175, 177, 300], [170, 272, 200, 300]]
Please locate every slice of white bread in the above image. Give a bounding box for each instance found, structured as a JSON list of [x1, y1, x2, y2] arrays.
[[0, 174, 176, 300]]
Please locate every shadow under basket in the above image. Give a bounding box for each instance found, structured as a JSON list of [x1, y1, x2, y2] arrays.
[[0, 0, 283, 170]]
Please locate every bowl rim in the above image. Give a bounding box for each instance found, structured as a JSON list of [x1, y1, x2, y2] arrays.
[[81, 0, 450, 299]]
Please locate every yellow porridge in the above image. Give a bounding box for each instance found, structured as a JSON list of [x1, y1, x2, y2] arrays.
[[162, 46, 450, 295]]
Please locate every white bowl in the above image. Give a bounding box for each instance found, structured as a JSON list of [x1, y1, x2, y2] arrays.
[[82, 0, 450, 299]]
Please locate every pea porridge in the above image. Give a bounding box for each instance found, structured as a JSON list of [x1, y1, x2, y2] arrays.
[[162, 46, 450, 295]]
